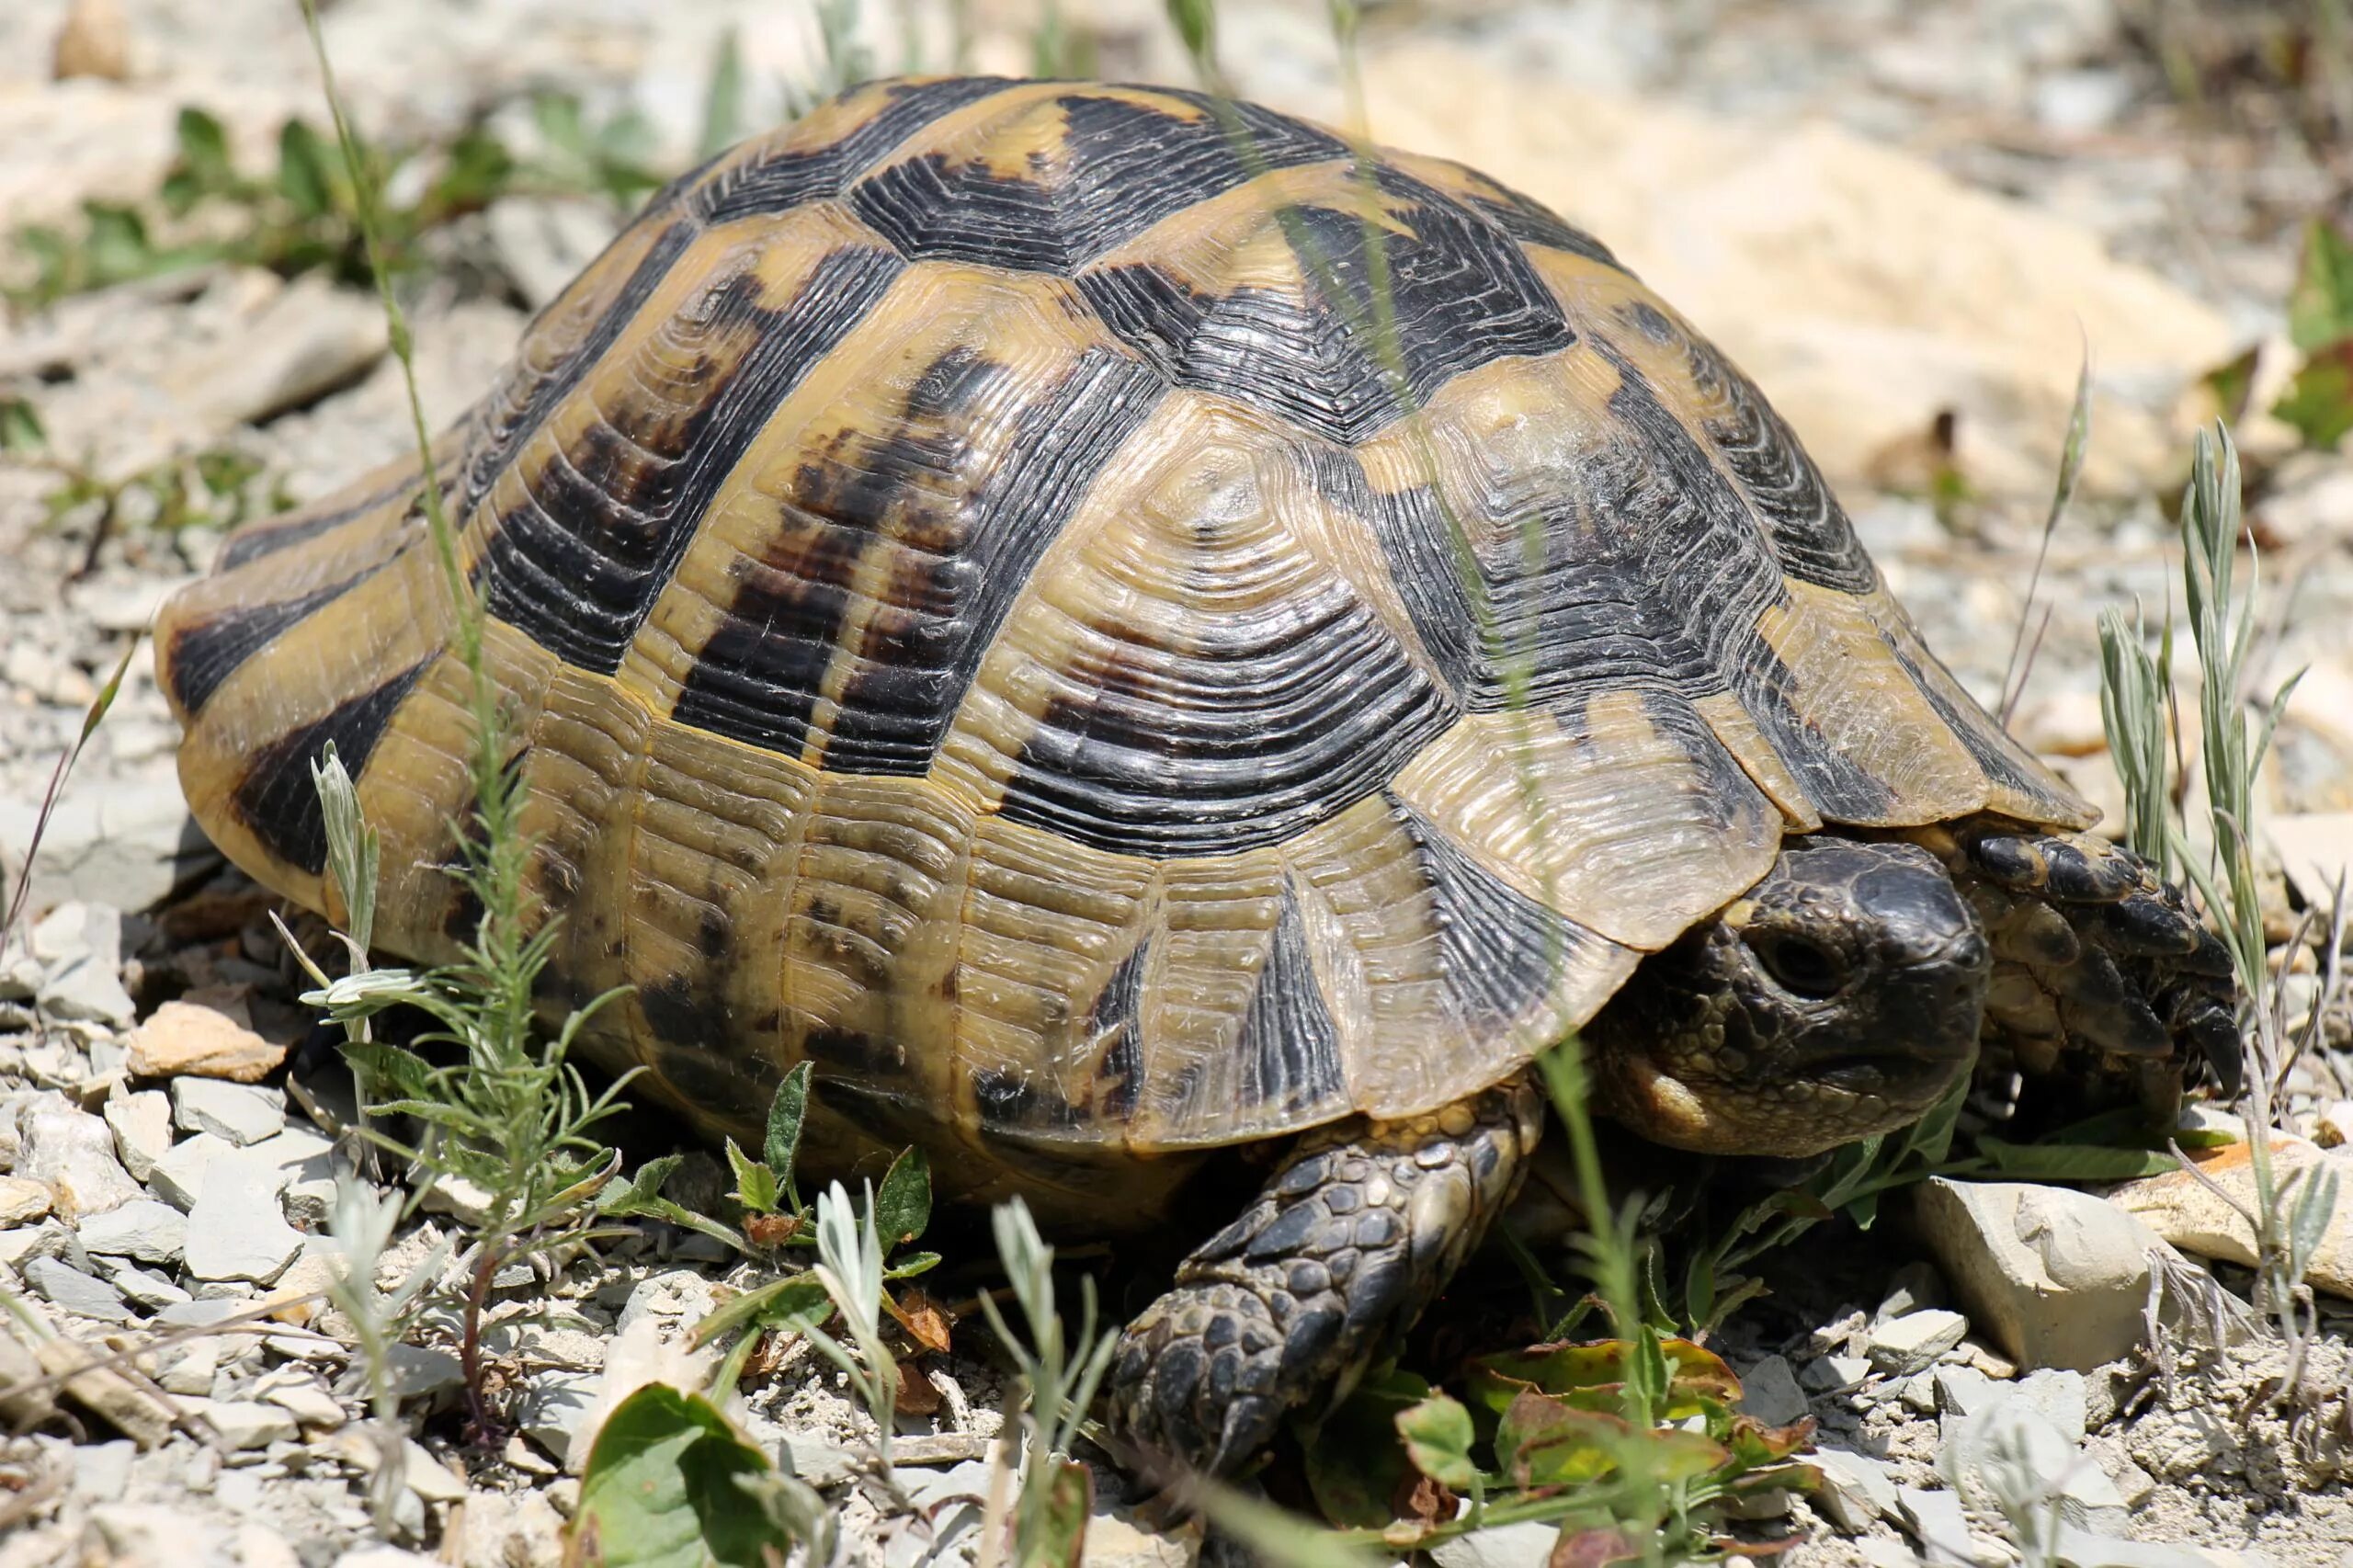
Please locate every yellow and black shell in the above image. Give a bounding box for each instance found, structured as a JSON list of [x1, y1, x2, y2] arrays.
[[155, 76, 2089, 1208]]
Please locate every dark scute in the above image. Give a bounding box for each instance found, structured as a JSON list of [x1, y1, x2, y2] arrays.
[[1389, 795, 1593, 1032], [647, 1040, 766, 1113], [1469, 191, 1623, 268], [485, 244, 904, 676], [165, 565, 385, 715], [1228, 881, 1347, 1119], [847, 88, 1347, 271], [1594, 340, 1898, 820], [1076, 165, 1573, 444], [229, 656, 433, 875], [674, 344, 1162, 771], [1242, 1195, 1328, 1262], [1632, 303, 1878, 595], [995, 546, 1458, 858], [639, 973, 728, 1050], [463, 220, 699, 526], [1881, 621, 2060, 809], [698, 77, 1015, 221], [1085, 938, 1149, 1123], [972, 1067, 1082, 1132]]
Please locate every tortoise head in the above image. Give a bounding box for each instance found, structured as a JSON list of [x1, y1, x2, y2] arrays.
[[1588, 837, 1991, 1158]]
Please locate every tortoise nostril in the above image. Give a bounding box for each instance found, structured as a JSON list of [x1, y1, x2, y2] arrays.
[[1752, 932, 1847, 1000]]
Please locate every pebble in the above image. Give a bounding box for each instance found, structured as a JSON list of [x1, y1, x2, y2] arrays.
[[97, 1257, 191, 1309], [0, 782, 214, 921], [517, 1369, 602, 1462], [170, 1079, 287, 1146], [0, 1173, 53, 1223], [129, 999, 287, 1083], [198, 1398, 301, 1449], [24, 1254, 133, 1323], [17, 1097, 141, 1216], [155, 1337, 222, 1395], [103, 1089, 172, 1182], [1802, 1354, 1872, 1392], [1736, 1352, 1810, 1427], [1813, 1445, 1900, 1531], [1915, 1178, 2157, 1371], [76, 1197, 188, 1264], [263, 1380, 347, 1431], [29, 900, 138, 1024], [1866, 1308, 1971, 1376], [1896, 1484, 1985, 1568], [184, 1159, 305, 1283], [71, 1438, 136, 1504], [1874, 1258, 1948, 1323], [157, 1297, 247, 1328]]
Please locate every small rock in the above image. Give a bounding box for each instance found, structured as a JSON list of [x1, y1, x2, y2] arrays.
[[24, 1255, 133, 1323], [1802, 1354, 1871, 1392], [170, 1080, 287, 1146], [2017, 1369, 2090, 1447], [384, 1343, 465, 1398], [76, 1198, 188, 1265], [904, 1457, 995, 1513], [1427, 1520, 1563, 1568], [2314, 1102, 2353, 1151], [164, 273, 389, 428], [0, 1218, 74, 1267], [1897, 1372, 1939, 1415], [1866, 1309, 1970, 1376], [199, 1398, 301, 1449], [1895, 1485, 1985, 1568], [485, 198, 624, 310], [0, 1174, 53, 1223], [2052, 1528, 2240, 1568], [517, 1369, 602, 1462], [1081, 1500, 1199, 1568], [0, 781, 215, 920], [103, 1090, 172, 1182], [71, 1438, 136, 1504], [154, 1337, 222, 1395], [1915, 1177, 2158, 1369], [1813, 1446, 1899, 1532], [262, 1380, 347, 1431], [18, 1097, 141, 1216], [784, 1435, 858, 1487], [51, 0, 132, 82], [1933, 1363, 1999, 1417], [97, 1258, 190, 1309], [129, 1001, 287, 1084], [1736, 1353, 1809, 1427], [1874, 1259, 1948, 1323], [156, 1299, 246, 1329], [29, 901, 137, 1025], [184, 1159, 304, 1283], [2109, 1135, 2353, 1299]]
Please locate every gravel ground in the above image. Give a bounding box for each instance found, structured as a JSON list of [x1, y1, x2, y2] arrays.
[[4, 3, 2353, 1565]]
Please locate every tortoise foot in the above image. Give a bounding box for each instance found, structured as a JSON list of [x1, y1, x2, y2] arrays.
[[1106, 1075, 1541, 1478], [1959, 826, 2241, 1110]]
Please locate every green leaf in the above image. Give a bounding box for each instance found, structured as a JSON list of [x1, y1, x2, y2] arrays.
[[277, 120, 337, 220], [2273, 341, 2353, 451], [2203, 345, 2260, 425], [724, 1139, 779, 1215], [764, 1062, 812, 1205], [1972, 1140, 2180, 1182], [1496, 1389, 1622, 1486], [1013, 1460, 1091, 1568], [572, 1383, 787, 1567], [881, 1249, 940, 1281], [341, 1040, 437, 1102], [1165, 0, 1218, 73], [430, 128, 517, 215], [872, 1145, 930, 1250], [1470, 1338, 1739, 1422], [1301, 1366, 1432, 1527], [2287, 219, 2353, 354], [694, 1273, 834, 1348], [0, 396, 46, 456], [1394, 1388, 1478, 1491], [174, 107, 236, 197]]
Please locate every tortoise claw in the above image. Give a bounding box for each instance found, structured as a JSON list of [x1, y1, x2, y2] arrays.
[[1956, 824, 2243, 1116]]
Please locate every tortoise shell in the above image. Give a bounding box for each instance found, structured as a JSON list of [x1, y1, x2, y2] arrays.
[[155, 76, 2088, 1181]]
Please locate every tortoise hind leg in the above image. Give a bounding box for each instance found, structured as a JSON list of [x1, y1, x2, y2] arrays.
[[1106, 1075, 1542, 1477]]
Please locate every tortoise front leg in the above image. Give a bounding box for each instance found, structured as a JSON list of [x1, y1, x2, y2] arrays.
[[1106, 1075, 1542, 1477], [1945, 824, 2241, 1112]]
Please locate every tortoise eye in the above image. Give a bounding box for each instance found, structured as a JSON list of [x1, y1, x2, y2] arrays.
[[1753, 933, 1847, 1000]]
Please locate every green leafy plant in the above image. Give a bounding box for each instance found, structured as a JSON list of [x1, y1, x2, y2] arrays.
[[2267, 218, 2353, 450], [972, 1198, 1120, 1562], [2098, 424, 2330, 1401], [8, 91, 661, 310]]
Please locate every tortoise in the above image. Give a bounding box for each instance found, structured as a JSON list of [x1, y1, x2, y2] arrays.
[[153, 75, 2236, 1476]]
